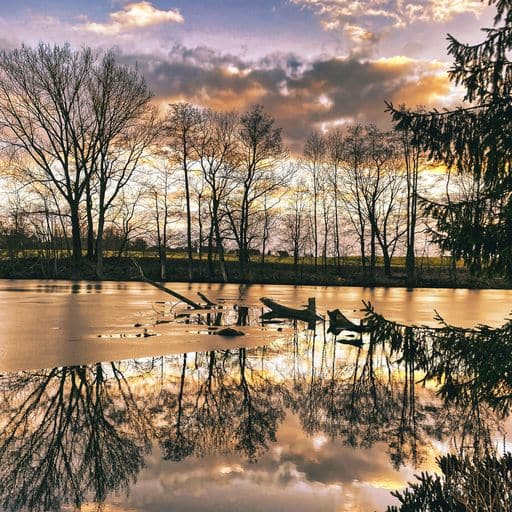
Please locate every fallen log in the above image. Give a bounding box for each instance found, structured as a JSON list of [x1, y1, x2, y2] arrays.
[[197, 291, 217, 306], [260, 297, 323, 323], [327, 309, 367, 334], [131, 259, 202, 309]]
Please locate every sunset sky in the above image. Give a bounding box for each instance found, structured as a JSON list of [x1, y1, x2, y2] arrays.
[[0, 0, 495, 149]]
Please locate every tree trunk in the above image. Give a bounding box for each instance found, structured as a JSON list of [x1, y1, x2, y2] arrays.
[[333, 169, 341, 272], [359, 225, 367, 276], [95, 210, 106, 278], [313, 187, 318, 269], [183, 163, 193, 282], [404, 131, 418, 288], [85, 181, 95, 260], [207, 220, 215, 279], [239, 246, 248, 279], [70, 203, 82, 266], [159, 247, 167, 280], [96, 236, 104, 278], [211, 198, 227, 282], [383, 249, 391, 276], [197, 193, 203, 262], [369, 218, 377, 282], [238, 198, 250, 279], [213, 213, 227, 282]]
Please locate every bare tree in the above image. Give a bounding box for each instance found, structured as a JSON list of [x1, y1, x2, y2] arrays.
[[0, 44, 155, 271], [192, 109, 238, 282], [303, 131, 326, 269], [360, 128, 406, 277], [258, 189, 282, 265], [107, 187, 146, 259], [89, 52, 156, 277], [341, 125, 369, 274], [326, 129, 344, 270], [165, 103, 201, 281], [0, 44, 94, 264], [226, 105, 285, 278], [281, 179, 311, 276], [147, 158, 177, 279], [401, 126, 421, 286]]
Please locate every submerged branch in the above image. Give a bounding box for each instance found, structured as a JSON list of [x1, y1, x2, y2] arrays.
[[131, 258, 202, 309]]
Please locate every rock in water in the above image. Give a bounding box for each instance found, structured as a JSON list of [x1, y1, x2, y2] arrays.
[[215, 327, 245, 337]]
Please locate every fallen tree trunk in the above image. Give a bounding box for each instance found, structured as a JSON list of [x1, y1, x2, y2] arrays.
[[197, 291, 217, 306], [260, 297, 323, 323], [327, 309, 367, 334], [131, 259, 202, 309]]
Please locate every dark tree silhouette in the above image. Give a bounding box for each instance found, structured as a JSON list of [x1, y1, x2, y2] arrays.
[[226, 105, 286, 278], [388, 452, 512, 512], [0, 45, 154, 267], [387, 0, 512, 277]]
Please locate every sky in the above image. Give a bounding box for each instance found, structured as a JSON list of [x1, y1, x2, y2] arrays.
[[0, 0, 497, 150]]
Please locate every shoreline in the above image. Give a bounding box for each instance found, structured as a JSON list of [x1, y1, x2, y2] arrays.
[[0, 256, 509, 290]]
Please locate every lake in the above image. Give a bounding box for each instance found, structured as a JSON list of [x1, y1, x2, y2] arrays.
[[0, 279, 511, 511]]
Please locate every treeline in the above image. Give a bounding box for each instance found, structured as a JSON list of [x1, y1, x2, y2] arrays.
[[0, 0, 511, 283], [0, 93, 423, 283], [0, 44, 424, 283]]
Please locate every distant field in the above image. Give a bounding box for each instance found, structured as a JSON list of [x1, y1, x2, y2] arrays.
[[0, 249, 464, 269]]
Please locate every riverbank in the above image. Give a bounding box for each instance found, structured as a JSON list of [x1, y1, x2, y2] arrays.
[[0, 256, 508, 289]]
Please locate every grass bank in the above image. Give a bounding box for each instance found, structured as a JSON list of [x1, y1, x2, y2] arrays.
[[0, 254, 509, 289]]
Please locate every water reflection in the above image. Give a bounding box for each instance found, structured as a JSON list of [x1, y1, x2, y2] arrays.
[[0, 306, 511, 511], [0, 364, 152, 511], [156, 349, 286, 463]]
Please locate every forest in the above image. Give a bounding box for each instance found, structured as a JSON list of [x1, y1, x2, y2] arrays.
[[0, 0, 510, 287]]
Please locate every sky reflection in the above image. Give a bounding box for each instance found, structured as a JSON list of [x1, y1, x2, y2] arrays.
[[1, 309, 509, 512]]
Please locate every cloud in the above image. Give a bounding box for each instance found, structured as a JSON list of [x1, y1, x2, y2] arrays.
[[426, 0, 485, 21], [343, 23, 382, 56], [291, 0, 486, 51], [113, 415, 416, 512], [117, 46, 454, 152], [79, 1, 184, 35]]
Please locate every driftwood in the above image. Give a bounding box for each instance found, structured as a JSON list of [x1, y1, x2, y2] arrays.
[[327, 309, 367, 334], [260, 297, 323, 323], [197, 292, 217, 306], [131, 259, 202, 309]]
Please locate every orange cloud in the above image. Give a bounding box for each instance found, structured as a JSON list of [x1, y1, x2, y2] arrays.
[[391, 72, 451, 107], [123, 47, 461, 151]]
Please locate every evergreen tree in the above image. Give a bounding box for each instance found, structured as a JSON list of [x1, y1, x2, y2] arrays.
[[387, 0, 512, 277]]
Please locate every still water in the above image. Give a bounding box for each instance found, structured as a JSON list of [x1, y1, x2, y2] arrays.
[[0, 279, 511, 511]]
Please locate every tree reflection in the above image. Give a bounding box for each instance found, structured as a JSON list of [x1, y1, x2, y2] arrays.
[[363, 303, 510, 463], [157, 347, 286, 463], [286, 329, 429, 467], [364, 302, 512, 416], [0, 363, 153, 511], [0, 304, 511, 511], [159, 353, 196, 461], [285, 306, 510, 469]]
